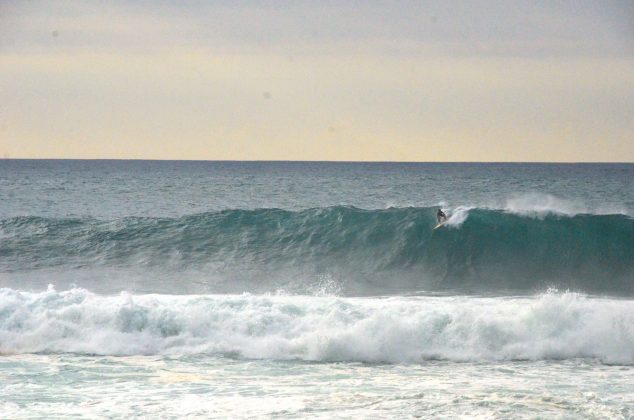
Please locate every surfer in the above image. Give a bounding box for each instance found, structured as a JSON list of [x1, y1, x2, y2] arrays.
[[437, 208, 447, 224]]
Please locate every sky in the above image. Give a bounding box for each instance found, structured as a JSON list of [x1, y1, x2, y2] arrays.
[[1, 1, 633, 162]]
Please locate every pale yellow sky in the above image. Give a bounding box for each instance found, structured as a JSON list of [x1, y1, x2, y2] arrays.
[[1, 1, 633, 161]]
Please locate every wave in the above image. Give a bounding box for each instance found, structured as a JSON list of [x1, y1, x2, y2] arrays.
[[1, 206, 633, 295], [0, 288, 632, 364]]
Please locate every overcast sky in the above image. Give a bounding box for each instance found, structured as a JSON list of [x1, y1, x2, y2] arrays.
[[1, 1, 633, 161]]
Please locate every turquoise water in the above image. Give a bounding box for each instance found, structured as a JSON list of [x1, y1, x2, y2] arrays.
[[1, 160, 633, 418]]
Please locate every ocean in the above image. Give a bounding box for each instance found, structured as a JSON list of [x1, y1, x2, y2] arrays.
[[1, 160, 633, 418]]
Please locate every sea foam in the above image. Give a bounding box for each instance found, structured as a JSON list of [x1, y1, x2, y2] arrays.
[[1, 287, 632, 365]]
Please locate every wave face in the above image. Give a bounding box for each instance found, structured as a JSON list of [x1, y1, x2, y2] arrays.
[[1, 206, 633, 295], [1, 288, 632, 364]]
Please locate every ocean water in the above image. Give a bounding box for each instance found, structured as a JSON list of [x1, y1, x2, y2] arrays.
[[1, 160, 633, 418]]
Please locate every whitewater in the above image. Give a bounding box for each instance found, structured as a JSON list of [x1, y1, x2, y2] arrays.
[[1, 160, 633, 418], [2, 287, 633, 365]]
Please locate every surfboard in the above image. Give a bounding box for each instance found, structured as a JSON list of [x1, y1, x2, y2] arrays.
[[433, 221, 446, 230]]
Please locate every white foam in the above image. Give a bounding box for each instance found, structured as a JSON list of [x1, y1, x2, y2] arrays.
[[443, 206, 473, 227], [502, 193, 628, 218], [503, 193, 587, 217], [0, 288, 632, 364]]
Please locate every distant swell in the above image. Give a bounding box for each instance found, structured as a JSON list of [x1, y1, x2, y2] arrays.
[[0, 288, 632, 364], [1, 206, 633, 295]]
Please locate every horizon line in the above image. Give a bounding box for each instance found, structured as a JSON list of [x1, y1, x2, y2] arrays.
[[1, 158, 633, 165]]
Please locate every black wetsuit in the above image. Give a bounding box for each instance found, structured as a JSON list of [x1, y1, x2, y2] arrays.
[[437, 209, 446, 224]]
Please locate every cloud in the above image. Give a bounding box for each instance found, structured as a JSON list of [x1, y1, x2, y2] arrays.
[[1, 1, 632, 57], [1, 1, 633, 161]]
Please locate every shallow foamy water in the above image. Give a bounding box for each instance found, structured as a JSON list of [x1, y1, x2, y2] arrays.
[[1, 355, 632, 418]]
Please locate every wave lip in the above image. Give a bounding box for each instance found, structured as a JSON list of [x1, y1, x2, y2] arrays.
[[1, 288, 633, 365], [502, 193, 629, 218]]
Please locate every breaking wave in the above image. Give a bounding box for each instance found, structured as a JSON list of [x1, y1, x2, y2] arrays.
[[1, 206, 633, 295], [0, 287, 632, 364]]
